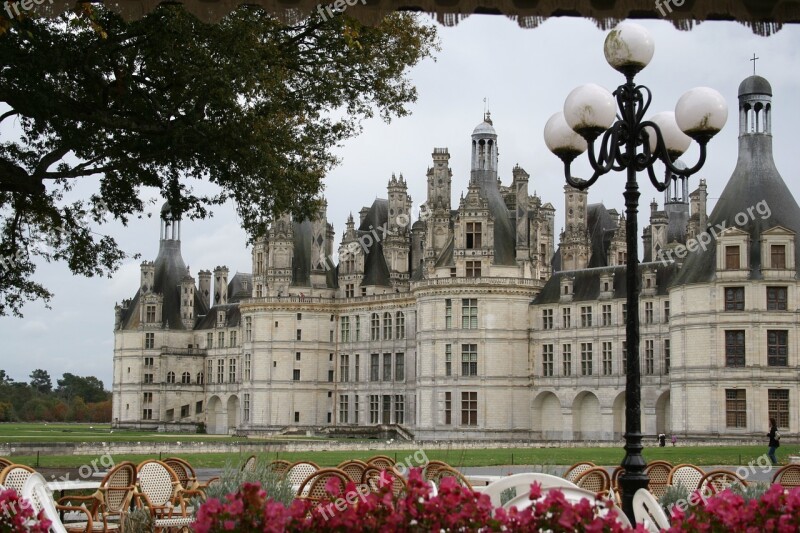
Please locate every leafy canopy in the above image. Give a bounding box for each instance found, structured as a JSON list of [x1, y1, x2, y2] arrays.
[[0, 5, 438, 316]]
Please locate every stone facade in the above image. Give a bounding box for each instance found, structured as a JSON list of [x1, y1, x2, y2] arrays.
[[113, 76, 799, 440]]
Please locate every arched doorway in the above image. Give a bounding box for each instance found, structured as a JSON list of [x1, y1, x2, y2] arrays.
[[572, 391, 601, 441], [532, 391, 563, 440], [207, 396, 224, 435], [613, 392, 626, 439], [655, 391, 671, 435], [226, 395, 240, 434]]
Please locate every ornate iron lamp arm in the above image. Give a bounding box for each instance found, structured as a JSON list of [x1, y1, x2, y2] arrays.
[[565, 123, 623, 190]]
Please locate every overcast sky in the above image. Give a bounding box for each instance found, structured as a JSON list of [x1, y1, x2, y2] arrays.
[[1, 14, 799, 389]]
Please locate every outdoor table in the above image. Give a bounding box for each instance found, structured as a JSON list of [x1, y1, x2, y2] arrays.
[[464, 474, 503, 487]]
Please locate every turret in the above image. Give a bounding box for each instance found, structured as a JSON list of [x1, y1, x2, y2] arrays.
[[198, 270, 212, 309], [559, 185, 590, 271], [180, 268, 196, 329], [513, 165, 530, 262], [213, 266, 229, 305], [140, 261, 155, 294], [470, 112, 499, 184]]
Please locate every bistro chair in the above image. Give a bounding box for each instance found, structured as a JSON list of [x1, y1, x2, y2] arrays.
[[240, 455, 258, 473], [22, 472, 94, 533], [429, 465, 473, 490], [268, 459, 293, 476], [135, 460, 200, 532], [698, 469, 748, 495], [58, 461, 137, 532], [0, 464, 36, 494], [772, 464, 800, 488], [668, 464, 705, 493], [286, 461, 320, 496], [361, 466, 407, 497], [644, 460, 673, 499], [366, 455, 396, 470], [574, 467, 612, 494], [337, 460, 368, 483], [632, 488, 670, 532], [295, 468, 351, 504]]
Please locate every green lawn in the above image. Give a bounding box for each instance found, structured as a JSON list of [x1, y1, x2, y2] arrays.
[[8, 445, 791, 470]]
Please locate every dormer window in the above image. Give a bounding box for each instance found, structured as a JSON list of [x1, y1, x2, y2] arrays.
[[466, 222, 482, 249], [761, 227, 795, 274], [725, 246, 740, 269], [771, 245, 786, 269]]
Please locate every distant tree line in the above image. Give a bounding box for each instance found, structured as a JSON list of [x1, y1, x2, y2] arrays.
[[0, 369, 110, 422]]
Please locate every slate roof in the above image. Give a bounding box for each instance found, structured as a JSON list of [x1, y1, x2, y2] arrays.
[[358, 199, 391, 286], [586, 204, 617, 268], [475, 177, 516, 266]]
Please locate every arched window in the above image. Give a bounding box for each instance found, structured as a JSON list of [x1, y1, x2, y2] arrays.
[[166, 371, 175, 384], [396, 312, 405, 339], [181, 372, 191, 384], [371, 313, 380, 341], [383, 312, 392, 340], [197, 372, 204, 385]]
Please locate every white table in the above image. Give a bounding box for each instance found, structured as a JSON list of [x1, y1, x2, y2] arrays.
[[46, 480, 102, 492], [464, 475, 503, 487]]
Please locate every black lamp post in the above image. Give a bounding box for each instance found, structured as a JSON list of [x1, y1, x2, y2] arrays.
[[543, 21, 728, 523]]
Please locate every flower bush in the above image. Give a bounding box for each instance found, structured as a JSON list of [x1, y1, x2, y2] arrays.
[[0, 488, 51, 533]]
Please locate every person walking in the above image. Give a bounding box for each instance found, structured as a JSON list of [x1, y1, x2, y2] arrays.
[[671, 434, 677, 446], [767, 417, 780, 465]]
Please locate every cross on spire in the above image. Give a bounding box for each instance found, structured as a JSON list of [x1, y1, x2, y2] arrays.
[[750, 53, 759, 75]]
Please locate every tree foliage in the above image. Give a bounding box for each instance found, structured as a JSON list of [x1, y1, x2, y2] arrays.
[[0, 5, 438, 316], [29, 368, 52, 393], [0, 369, 110, 421]]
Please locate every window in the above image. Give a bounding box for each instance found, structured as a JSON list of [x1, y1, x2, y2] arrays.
[[461, 392, 477, 426], [217, 360, 224, 383], [196, 401, 203, 414], [146, 305, 156, 323], [622, 303, 627, 322], [383, 353, 392, 381], [664, 340, 670, 375], [293, 369, 300, 381], [340, 354, 349, 382], [355, 316, 361, 340], [328, 370, 334, 382], [444, 392, 452, 425], [580, 306, 592, 327], [725, 287, 745, 311], [562, 344, 572, 376], [143, 392, 153, 404], [768, 390, 789, 428], [228, 358, 236, 382], [466, 222, 482, 249], [643, 301, 654, 324], [166, 371, 175, 384], [725, 245, 740, 269], [562, 308, 571, 329], [383, 312, 392, 340], [344, 283, 354, 298], [395, 395, 405, 424], [542, 345, 554, 377], [297, 313, 302, 320], [142, 409, 153, 420], [144, 357, 154, 367], [339, 395, 349, 424], [767, 287, 787, 311], [256, 284, 263, 298], [462, 299, 478, 329], [207, 333, 213, 349], [354, 395, 359, 424], [580, 343, 593, 375], [725, 389, 747, 428], [371, 313, 380, 340], [602, 305, 611, 326], [296, 329, 301, 341], [395, 353, 404, 382], [445, 299, 452, 329], [354, 354, 360, 382], [244, 353, 251, 381], [542, 309, 553, 329], [369, 395, 380, 424], [602, 342, 613, 375], [466, 260, 481, 277], [243, 393, 250, 422], [664, 301, 670, 322], [294, 411, 300, 423], [207, 360, 213, 383], [622, 341, 627, 375], [196, 372, 204, 384], [445, 344, 452, 376], [218, 332, 224, 347], [767, 331, 788, 366], [461, 344, 478, 376], [771, 244, 787, 269], [450, 267, 456, 277], [644, 340, 654, 375], [181, 372, 190, 384], [396, 312, 405, 339], [230, 331, 237, 347], [370, 354, 379, 381], [145, 333, 155, 349], [245, 317, 252, 341], [725, 330, 746, 367]]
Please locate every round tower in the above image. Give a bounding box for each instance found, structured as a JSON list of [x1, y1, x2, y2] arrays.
[[470, 112, 498, 182], [738, 75, 772, 136]]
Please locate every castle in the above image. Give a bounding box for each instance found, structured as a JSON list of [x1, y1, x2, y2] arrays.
[[112, 74, 799, 440]]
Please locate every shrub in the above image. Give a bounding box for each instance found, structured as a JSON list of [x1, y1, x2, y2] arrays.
[[201, 457, 294, 507]]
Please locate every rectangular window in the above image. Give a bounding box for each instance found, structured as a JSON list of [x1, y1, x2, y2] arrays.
[[370, 354, 379, 381], [622, 303, 627, 322], [622, 341, 627, 375], [461, 299, 478, 329], [466, 261, 481, 278], [445, 299, 452, 330], [345, 284, 355, 298], [144, 357, 153, 367], [383, 353, 392, 381], [725, 287, 745, 311], [354, 315, 360, 340], [466, 222, 482, 249], [354, 395, 359, 424], [602, 305, 611, 326], [383, 313, 392, 340], [293, 369, 300, 381], [725, 389, 747, 428], [768, 390, 789, 428], [218, 332, 224, 347], [146, 305, 156, 323], [143, 392, 153, 404], [354, 354, 360, 382], [296, 329, 302, 341], [207, 360, 213, 384], [396, 312, 405, 339], [297, 313, 302, 320], [207, 332, 213, 349], [395, 353, 404, 382], [602, 342, 613, 375], [461, 392, 477, 426], [371, 314, 380, 341], [340, 354, 350, 382], [217, 359, 224, 383], [644, 302, 654, 324], [180, 404, 189, 418], [243, 393, 250, 422], [395, 395, 405, 424], [542, 344, 554, 377], [244, 353, 251, 381], [767, 287, 788, 311], [142, 409, 153, 420], [294, 411, 300, 423], [245, 317, 252, 342], [145, 333, 155, 349], [340, 316, 350, 343], [369, 395, 380, 424], [444, 392, 452, 425], [542, 309, 553, 330], [339, 395, 349, 424], [726, 245, 741, 269], [725, 330, 746, 367], [580, 343, 593, 376], [230, 331, 237, 347], [664, 340, 670, 375], [767, 330, 788, 366], [664, 301, 670, 323], [196, 401, 203, 414], [445, 344, 452, 376], [562, 344, 572, 376], [461, 344, 478, 376], [562, 308, 571, 329], [328, 370, 334, 382], [644, 340, 654, 375], [771, 244, 787, 269], [580, 306, 592, 327], [256, 284, 262, 298]]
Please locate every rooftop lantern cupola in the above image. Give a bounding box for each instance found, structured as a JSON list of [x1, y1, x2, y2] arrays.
[[160, 201, 181, 242], [471, 111, 498, 181], [738, 74, 772, 136]]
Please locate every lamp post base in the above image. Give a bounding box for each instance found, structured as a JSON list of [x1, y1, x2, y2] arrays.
[[619, 430, 649, 524]]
